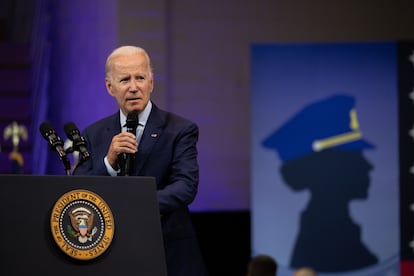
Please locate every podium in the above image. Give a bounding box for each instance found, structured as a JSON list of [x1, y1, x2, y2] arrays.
[[0, 175, 167, 275]]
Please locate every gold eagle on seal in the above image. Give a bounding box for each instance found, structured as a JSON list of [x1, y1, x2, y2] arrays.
[[68, 207, 98, 243]]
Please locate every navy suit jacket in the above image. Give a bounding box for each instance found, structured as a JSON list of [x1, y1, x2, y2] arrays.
[[73, 103, 207, 276]]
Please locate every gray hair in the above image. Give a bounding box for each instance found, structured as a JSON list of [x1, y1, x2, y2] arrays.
[[105, 45, 153, 79]]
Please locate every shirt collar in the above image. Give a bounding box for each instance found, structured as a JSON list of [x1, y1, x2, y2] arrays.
[[119, 101, 152, 128]]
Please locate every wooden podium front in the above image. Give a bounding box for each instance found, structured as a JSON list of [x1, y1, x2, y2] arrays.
[[0, 175, 167, 275]]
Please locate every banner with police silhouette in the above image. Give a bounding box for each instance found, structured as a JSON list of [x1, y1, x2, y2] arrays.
[[251, 42, 402, 276]]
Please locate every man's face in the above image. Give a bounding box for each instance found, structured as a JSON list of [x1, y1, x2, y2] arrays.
[[105, 53, 154, 116]]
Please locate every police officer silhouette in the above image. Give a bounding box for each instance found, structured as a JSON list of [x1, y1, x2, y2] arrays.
[[262, 94, 378, 272]]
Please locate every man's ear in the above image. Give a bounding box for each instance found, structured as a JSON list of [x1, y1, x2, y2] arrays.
[[105, 78, 114, 96], [149, 77, 154, 94]]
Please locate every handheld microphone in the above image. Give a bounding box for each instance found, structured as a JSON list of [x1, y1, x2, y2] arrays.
[[39, 122, 71, 174], [124, 111, 138, 176], [64, 122, 90, 161]]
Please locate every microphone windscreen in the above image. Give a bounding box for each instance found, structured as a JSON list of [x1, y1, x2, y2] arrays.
[[126, 111, 139, 130], [64, 122, 78, 137], [39, 122, 55, 139]]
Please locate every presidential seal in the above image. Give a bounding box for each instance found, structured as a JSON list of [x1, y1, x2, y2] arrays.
[[50, 189, 115, 260]]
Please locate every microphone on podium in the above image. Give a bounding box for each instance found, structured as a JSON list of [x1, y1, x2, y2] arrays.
[[39, 122, 71, 175], [64, 121, 90, 161]]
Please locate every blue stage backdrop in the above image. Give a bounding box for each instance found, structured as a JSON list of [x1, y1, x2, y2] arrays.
[[251, 42, 399, 276]]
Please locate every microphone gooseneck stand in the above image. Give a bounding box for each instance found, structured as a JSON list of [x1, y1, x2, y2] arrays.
[[62, 157, 71, 176]]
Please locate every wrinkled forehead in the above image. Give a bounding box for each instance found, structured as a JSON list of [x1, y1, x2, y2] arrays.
[[107, 53, 151, 76], [113, 55, 148, 69]]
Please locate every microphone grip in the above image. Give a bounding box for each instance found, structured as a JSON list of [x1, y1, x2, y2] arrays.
[[124, 153, 134, 176], [124, 111, 138, 176], [78, 146, 90, 160], [56, 145, 68, 159]]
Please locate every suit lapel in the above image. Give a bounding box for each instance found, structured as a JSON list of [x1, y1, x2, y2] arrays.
[[108, 112, 121, 136], [103, 112, 123, 172], [134, 104, 165, 175]]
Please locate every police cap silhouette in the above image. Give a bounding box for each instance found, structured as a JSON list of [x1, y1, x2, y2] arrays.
[[262, 94, 375, 162]]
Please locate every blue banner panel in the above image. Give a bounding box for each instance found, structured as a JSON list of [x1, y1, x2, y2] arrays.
[[251, 42, 399, 276]]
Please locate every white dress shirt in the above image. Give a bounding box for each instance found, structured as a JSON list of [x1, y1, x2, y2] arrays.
[[104, 101, 152, 176]]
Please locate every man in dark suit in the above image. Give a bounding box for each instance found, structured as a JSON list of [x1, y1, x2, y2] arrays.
[[73, 45, 207, 276]]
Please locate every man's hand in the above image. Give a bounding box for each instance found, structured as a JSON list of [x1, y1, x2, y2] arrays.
[[106, 132, 137, 169]]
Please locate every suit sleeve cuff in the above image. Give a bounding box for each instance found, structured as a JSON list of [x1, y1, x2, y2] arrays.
[[104, 156, 119, 176]]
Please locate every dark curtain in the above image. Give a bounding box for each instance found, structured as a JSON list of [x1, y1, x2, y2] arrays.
[[30, 0, 117, 175], [31, 0, 51, 174]]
